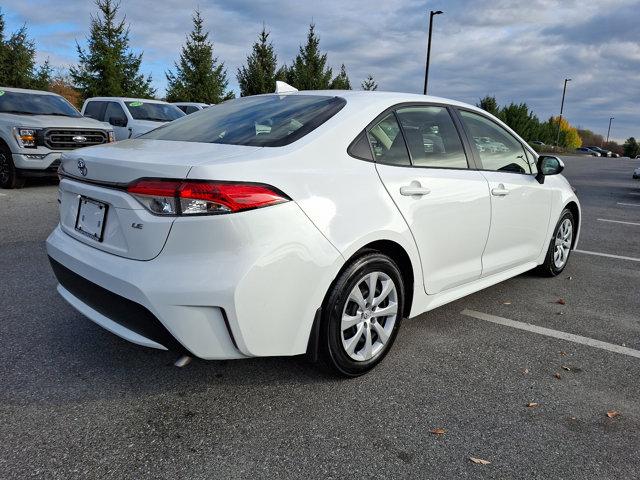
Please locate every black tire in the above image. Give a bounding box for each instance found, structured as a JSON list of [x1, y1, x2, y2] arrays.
[[0, 145, 25, 189], [537, 209, 575, 277], [320, 252, 404, 377]]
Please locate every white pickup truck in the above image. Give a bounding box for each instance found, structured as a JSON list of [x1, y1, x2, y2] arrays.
[[81, 97, 185, 141], [0, 87, 114, 189]]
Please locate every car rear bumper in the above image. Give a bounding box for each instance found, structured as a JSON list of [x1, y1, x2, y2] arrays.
[[45, 202, 344, 359]]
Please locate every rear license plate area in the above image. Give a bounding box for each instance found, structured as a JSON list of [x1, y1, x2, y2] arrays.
[[75, 196, 108, 242]]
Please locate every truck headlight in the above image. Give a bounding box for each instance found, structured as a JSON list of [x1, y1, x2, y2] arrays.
[[13, 127, 39, 148]]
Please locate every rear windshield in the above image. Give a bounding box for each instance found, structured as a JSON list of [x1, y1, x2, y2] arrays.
[[0, 90, 81, 117], [141, 95, 347, 147], [125, 101, 185, 122]]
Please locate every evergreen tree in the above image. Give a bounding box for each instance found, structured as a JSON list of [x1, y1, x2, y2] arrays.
[[237, 26, 278, 96], [330, 64, 351, 90], [32, 59, 53, 90], [287, 24, 332, 90], [70, 0, 155, 99], [166, 9, 233, 103], [498, 102, 541, 141], [0, 9, 51, 91], [623, 137, 639, 158], [477, 96, 499, 116], [361, 74, 378, 91], [2, 25, 36, 88]]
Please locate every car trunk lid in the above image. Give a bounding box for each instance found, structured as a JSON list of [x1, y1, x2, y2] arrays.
[[57, 140, 262, 260]]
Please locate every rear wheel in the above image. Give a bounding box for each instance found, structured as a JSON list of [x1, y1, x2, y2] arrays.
[[321, 252, 404, 376], [537, 209, 574, 276], [0, 145, 25, 189]]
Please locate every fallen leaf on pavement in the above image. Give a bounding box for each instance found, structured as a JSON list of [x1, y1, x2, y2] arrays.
[[554, 373, 561, 379], [559, 351, 567, 356], [527, 402, 539, 408], [522, 368, 529, 375], [469, 457, 491, 465], [607, 411, 621, 418], [556, 298, 566, 305], [430, 428, 446, 435]]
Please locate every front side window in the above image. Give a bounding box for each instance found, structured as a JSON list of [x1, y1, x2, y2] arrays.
[[104, 102, 127, 122], [126, 101, 185, 122], [395, 106, 468, 168], [142, 95, 346, 146], [459, 110, 532, 174], [366, 113, 410, 166], [83, 101, 106, 121], [0, 90, 81, 117]]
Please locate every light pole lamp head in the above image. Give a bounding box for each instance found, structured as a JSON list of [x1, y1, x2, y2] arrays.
[[432, 10, 444, 15]]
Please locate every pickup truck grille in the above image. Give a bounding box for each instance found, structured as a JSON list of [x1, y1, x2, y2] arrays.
[[43, 129, 108, 150]]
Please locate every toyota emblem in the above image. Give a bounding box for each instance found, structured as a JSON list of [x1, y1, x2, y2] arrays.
[[77, 159, 87, 176]]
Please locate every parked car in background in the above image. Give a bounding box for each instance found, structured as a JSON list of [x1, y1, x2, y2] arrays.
[[587, 146, 612, 157], [172, 102, 210, 114], [529, 140, 545, 147], [575, 147, 601, 156], [633, 166, 640, 179], [82, 97, 185, 141], [0, 87, 114, 189], [46, 86, 580, 376]]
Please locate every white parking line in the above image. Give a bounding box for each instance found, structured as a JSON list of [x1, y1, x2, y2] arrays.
[[574, 249, 640, 262], [617, 202, 640, 207], [597, 218, 640, 226], [629, 192, 640, 196], [461, 309, 640, 359]]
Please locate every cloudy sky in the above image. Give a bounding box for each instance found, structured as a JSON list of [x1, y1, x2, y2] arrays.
[[3, 0, 639, 141]]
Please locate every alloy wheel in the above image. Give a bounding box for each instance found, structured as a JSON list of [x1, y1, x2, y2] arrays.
[[340, 271, 398, 362], [553, 218, 573, 269]]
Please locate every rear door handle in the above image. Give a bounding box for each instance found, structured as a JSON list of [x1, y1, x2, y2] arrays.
[[491, 184, 509, 196], [400, 182, 431, 197]]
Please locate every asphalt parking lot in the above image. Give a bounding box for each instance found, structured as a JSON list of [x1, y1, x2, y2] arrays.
[[1, 155, 639, 479]]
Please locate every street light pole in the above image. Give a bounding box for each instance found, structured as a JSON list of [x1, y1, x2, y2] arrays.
[[555, 78, 572, 147], [606, 117, 614, 145], [423, 10, 443, 95]]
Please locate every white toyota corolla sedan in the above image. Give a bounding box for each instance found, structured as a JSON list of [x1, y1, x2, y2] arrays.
[[46, 85, 580, 376]]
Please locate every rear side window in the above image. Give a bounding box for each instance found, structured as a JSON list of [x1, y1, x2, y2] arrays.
[[142, 95, 346, 147], [459, 110, 532, 174], [366, 113, 411, 166], [83, 101, 107, 121], [395, 106, 468, 169]]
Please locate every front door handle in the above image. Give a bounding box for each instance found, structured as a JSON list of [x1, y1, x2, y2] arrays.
[[491, 184, 510, 196], [400, 182, 431, 197]]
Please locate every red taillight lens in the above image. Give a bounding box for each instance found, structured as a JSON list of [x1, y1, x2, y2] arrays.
[[127, 179, 289, 216]]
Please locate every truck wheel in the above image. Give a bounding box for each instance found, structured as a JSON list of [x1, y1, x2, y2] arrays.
[[0, 145, 25, 189]]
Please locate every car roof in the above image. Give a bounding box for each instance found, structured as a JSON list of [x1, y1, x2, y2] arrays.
[[0, 86, 60, 96], [84, 97, 169, 104], [256, 89, 488, 115]]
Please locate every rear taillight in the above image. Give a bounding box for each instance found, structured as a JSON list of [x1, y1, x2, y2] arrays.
[[127, 179, 289, 216]]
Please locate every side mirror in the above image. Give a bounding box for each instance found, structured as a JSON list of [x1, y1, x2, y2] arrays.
[[535, 155, 564, 184], [109, 116, 127, 127]]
